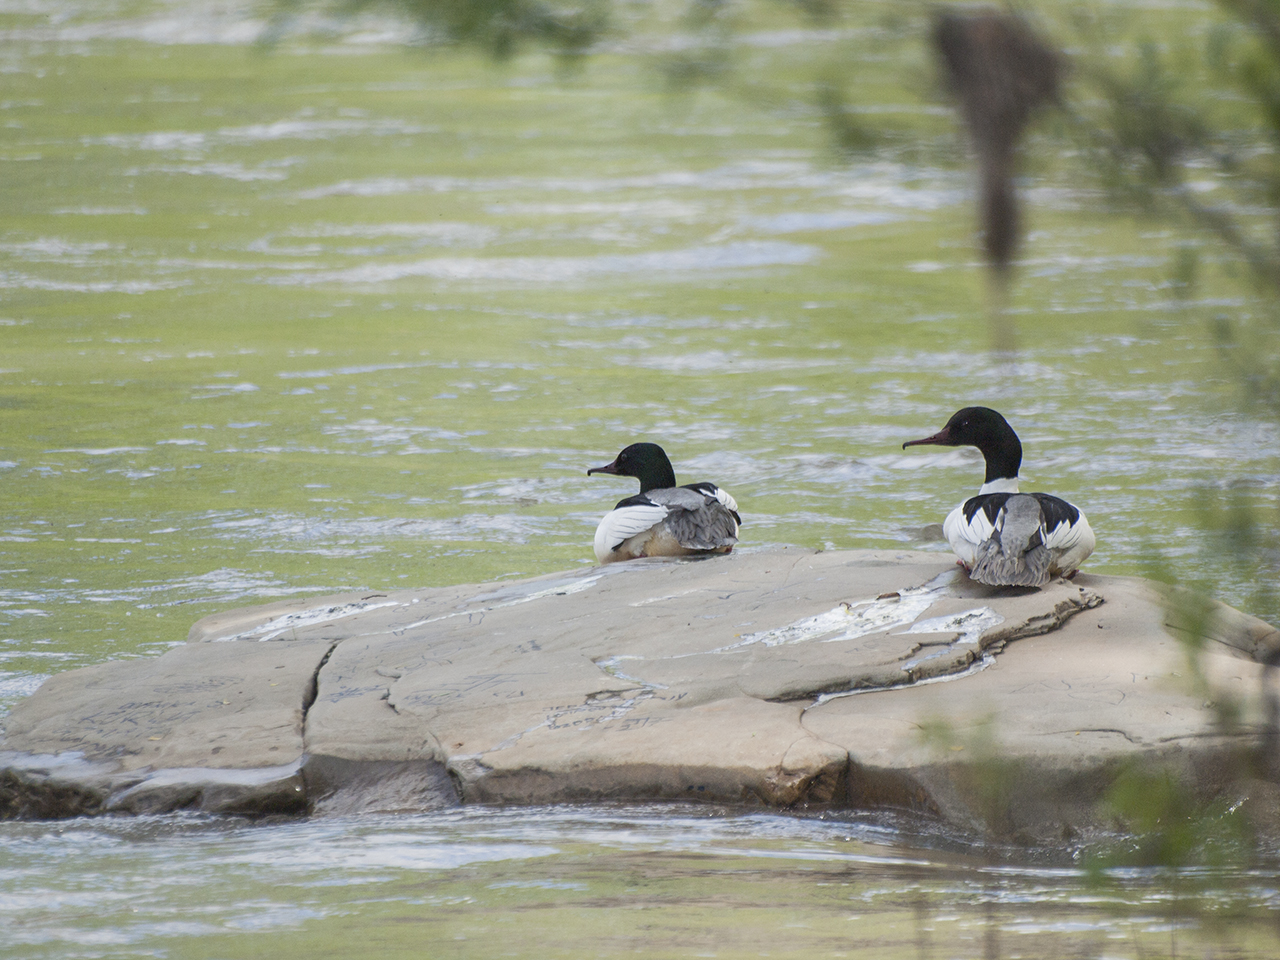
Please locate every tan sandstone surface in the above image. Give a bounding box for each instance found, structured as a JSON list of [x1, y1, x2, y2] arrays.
[[2, 548, 1277, 839]]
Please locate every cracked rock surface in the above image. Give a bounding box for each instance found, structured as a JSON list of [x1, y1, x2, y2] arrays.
[[2, 548, 1277, 837]]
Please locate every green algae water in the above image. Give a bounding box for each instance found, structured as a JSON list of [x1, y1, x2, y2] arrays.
[[2, 1, 1280, 956], [4, 805, 1280, 959]]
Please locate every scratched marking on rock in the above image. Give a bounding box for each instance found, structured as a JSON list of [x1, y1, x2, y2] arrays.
[[402, 673, 532, 707], [215, 600, 401, 642], [151, 676, 244, 694], [393, 574, 606, 635], [481, 688, 684, 754]]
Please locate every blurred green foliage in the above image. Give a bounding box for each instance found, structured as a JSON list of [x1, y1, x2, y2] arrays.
[[266, 0, 610, 60], [1091, 763, 1254, 871], [1068, 3, 1280, 406], [1059, 2, 1280, 620]]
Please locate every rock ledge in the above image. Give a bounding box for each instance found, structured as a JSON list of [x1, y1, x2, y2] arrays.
[[3, 548, 1278, 840]]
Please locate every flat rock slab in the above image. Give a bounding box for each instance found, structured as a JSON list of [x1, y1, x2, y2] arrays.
[[2, 548, 1278, 838]]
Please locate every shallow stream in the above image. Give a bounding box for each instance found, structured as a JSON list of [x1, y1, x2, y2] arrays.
[[2, 1, 1279, 955]]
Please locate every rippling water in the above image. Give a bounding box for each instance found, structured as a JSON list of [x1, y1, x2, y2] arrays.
[[4, 805, 1279, 958], [2, 0, 1280, 954]]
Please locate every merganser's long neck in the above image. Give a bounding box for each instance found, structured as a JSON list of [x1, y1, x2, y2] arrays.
[[975, 424, 1021, 488], [978, 476, 1020, 495], [634, 460, 677, 493]]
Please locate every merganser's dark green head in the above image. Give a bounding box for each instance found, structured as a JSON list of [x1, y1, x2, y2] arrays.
[[903, 406, 1023, 484], [588, 442, 678, 493]]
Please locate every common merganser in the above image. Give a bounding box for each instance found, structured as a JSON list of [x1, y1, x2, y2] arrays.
[[587, 442, 741, 564], [903, 406, 1095, 586]]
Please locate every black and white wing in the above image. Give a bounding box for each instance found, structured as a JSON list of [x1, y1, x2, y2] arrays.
[[950, 492, 1094, 585], [969, 494, 1052, 586], [683, 481, 742, 526], [593, 494, 672, 562]]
